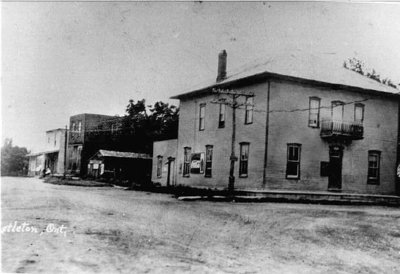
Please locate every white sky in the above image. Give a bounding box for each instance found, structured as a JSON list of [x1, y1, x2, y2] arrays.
[[2, 1, 400, 152]]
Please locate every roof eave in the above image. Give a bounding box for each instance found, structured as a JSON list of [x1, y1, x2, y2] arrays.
[[170, 72, 400, 100]]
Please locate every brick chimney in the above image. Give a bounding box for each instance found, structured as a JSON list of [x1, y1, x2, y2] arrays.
[[216, 50, 227, 82]]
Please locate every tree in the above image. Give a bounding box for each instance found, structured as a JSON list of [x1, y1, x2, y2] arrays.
[[118, 99, 179, 154], [1, 139, 29, 176], [343, 57, 399, 89], [149, 101, 179, 140]]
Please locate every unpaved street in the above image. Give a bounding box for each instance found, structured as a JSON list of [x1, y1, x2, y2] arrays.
[[2, 177, 400, 273]]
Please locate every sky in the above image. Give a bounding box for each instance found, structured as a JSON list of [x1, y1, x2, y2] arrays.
[[2, 1, 400, 152]]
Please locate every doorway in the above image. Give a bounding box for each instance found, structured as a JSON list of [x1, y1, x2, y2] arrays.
[[328, 145, 343, 191], [167, 157, 176, 187]]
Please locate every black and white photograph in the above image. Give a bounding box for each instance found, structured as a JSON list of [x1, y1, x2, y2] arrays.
[[2, 1, 400, 273]]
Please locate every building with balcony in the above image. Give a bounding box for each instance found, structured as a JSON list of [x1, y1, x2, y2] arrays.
[[67, 113, 123, 176], [162, 51, 400, 195]]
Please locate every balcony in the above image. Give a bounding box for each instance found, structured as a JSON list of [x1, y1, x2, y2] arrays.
[[320, 120, 364, 140]]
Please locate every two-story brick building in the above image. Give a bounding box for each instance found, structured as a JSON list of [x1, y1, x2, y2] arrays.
[[158, 51, 400, 195], [67, 113, 122, 176]]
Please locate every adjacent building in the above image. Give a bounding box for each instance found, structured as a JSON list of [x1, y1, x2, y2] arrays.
[[152, 139, 178, 187], [88, 149, 152, 182], [27, 128, 67, 176], [161, 51, 400, 195]]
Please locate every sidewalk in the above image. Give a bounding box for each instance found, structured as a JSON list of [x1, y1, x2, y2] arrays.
[[178, 189, 400, 207]]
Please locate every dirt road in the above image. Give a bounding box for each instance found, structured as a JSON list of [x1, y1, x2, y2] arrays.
[[2, 177, 400, 273]]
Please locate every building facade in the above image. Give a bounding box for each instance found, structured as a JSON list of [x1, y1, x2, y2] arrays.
[[67, 113, 122, 176], [27, 153, 44, 177], [168, 51, 400, 195], [27, 128, 67, 176]]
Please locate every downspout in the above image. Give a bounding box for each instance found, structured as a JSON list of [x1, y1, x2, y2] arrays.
[[396, 98, 400, 196], [262, 80, 271, 186], [63, 125, 68, 178], [175, 112, 180, 186], [194, 99, 197, 150]]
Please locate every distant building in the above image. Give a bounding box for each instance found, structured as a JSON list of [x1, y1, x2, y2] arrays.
[[67, 113, 122, 176], [27, 128, 67, 176], [163, 51, 400, 195], [27, 153, 44, 177]]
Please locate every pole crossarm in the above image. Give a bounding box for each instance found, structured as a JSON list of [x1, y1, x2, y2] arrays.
[[212, 88, 254, 97], [210, 99, 254, 108], [210, 99, 235, 106]]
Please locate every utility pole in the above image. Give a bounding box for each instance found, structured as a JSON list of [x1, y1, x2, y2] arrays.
[[63, 125, 68, 179], [212, 88, 254, 196], [228, 94, 238, 194]]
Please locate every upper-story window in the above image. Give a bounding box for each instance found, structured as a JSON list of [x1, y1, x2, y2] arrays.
[[239, 142, 250, 177], [78, 121, 82, 132], [54, 137, 57, 147], [286, 143, 301, 179], [309, 97, 320, 128], [218, 102, 226, 128], [367, 150, 380, 184], [331, 101, 344, 122], [71, 122, 76, 132], [199, 104, 206, 131], [245, 97, 253, 124], [354, 103, 365, 124], [183, 147, 191, 177]]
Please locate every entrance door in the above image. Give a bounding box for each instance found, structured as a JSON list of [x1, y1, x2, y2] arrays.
[[169, 160, 175, 186], [166, 157, 176, 187], [328, 145, 343, 191]]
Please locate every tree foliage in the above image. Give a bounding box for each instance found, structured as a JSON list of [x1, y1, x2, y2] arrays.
[[118, 99, 179, 154], [343, 57, 398, 89], [1, 139, 29, 176], [148, 101, 179, 141]]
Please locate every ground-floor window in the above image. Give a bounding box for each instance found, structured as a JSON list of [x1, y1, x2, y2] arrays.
[[205, 145, 213, 177], [157, 156, 163, 178], [367, 150, 380, 184], [183, 147, 191, 177], [286, 143, 301, 179], [239, 142, 249, 177]]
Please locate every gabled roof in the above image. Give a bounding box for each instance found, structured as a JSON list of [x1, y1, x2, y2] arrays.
[[92, 150, 152, 160], [171, 53, 399, 99]]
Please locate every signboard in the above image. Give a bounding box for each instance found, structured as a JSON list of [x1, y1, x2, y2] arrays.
[[190, 153, 205, 174], [397, 164, 400, 178]]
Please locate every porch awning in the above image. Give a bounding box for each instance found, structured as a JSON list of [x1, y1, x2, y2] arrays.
[[27, 149, 59, 157], [90, 150, 152, 161]]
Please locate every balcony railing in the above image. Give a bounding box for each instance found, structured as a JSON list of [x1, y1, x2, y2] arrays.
[[320, 120, 364, 140]]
